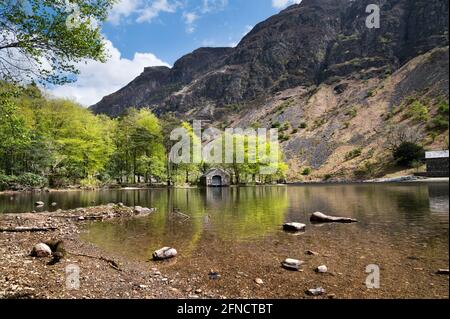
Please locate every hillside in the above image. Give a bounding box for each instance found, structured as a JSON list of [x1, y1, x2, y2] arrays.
[[90, 0, 449, 181]]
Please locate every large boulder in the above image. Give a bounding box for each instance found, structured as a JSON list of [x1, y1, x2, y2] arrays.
[[31, 243, 52, 257], [153, 247, 177, 260]]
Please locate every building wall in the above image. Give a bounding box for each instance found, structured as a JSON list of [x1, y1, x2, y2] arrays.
[[426, 158, 449, 177]]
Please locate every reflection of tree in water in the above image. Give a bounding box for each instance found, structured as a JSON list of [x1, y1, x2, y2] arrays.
[[84, 187, 289, 259]]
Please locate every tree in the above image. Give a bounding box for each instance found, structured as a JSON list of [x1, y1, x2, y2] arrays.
[[393, 142, 425, 167], [0, 0, 116, 85]]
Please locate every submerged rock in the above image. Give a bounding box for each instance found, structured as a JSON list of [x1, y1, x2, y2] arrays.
[[283, 222, 306, 232], [35, 201, 44, 207], [31, 243, 52, 257], [310, 212, 357, 224], [306, 287, 326, 296], [134, 206, 154, 215], [153, 247, 177, 260], [51, 202, 57, 207], [281, 258, 303, 271]]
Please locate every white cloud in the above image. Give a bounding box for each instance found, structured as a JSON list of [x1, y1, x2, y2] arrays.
[[137, 0, 181, 23], [271, 0, 302, 9], [49, 39, 170, 106], [108, 0, 141, 25], [201, 0, 228, 13], [183, 12, 199, 33], [108, 0, 181, 24]]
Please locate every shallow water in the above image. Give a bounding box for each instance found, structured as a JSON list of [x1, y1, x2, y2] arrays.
[[2, 183, 448, 298]]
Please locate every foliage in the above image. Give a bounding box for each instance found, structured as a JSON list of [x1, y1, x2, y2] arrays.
[[0, 0, 116, 85], [407, 100, 429, 122], [301, 167, 311, 176], [345, 148, 362, 161], [393, 142, 425, 167]]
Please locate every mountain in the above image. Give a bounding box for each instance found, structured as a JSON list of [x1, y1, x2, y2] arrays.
[[90, 0, 449, 180]]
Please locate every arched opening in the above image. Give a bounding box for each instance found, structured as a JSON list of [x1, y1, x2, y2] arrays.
[[211, 175, 222, 187]]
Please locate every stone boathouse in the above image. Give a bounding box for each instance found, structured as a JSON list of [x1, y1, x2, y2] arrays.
[[425, 150, 449, 177], [200, 168, 231, 187]]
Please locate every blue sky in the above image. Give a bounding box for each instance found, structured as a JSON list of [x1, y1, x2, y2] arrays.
[[51, 0, 302, 106]]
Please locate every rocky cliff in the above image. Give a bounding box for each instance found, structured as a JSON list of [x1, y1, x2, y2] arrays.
[[90, 0, 449, 180]]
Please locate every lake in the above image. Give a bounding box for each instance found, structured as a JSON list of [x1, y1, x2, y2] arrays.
[[1, 183, 448, 298]]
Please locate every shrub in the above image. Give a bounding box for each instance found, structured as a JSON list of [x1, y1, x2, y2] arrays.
[[324, 174, 333, 181], [429, 115, 449, 131], [345, 148, 362, 161], [408, 101, 429, 122], [271, 122, 281, 129], [299, 122, 308, 129], [301, 167, 312, 176], [393, 142, 425, 167], [16, 173, 48, 188]]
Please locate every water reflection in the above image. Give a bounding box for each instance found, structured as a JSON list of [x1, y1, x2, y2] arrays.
[[1, 183, 448, 261]]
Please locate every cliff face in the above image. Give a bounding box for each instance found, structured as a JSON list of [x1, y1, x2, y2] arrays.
[[90, 0, 448, 118], [90, 0, 449, 180]]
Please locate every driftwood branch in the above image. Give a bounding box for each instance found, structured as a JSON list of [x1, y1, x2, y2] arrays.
[[68, 252, 122, 271], [0, 226, 58, 233]]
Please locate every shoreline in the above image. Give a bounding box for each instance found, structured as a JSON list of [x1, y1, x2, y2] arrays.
[[0, 204, 448, 299], [1, 176, 448, 196]]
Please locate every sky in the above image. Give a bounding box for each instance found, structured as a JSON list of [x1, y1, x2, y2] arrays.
[[50, 0, 303, 106]]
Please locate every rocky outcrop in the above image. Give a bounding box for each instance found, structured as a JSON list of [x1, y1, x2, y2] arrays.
[[90, 0, 448, 119]]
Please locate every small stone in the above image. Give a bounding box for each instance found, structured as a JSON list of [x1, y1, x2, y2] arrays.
[[306, 287, 326, 296], [208, 272, 220, 280], [51, 202, 57, 207], [327, 293, 336, 299], [35, 201, 44, 207], [283, 222, 306, 232], [306, 250, 319, 256], [153, 247, 177, 260], [195, 289, 202, 294], [78, 216, 85, 221], [316, 265, 328, 273], [281, 258, 304, 271], [31, 243, 52, 257], [139, 285, 148, 289], [254, 278, 264, 285]]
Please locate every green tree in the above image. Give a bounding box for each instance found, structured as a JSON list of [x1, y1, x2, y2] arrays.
[[0, 0, 116, 84]]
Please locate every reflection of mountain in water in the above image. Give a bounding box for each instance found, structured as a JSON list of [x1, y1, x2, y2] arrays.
[[428, 183, 449, 214]]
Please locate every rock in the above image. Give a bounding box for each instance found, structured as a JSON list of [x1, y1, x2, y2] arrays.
[[281, 258, 304, 271], [306, 287, 326, 296], [31, 243, 52, 257], [254, 278, 264, 285], [306, 250, 319, 256], [316, 265, 328, 273], [195, 289, 202, 294], [51, 202, 57, 207], [208, 271, 220, 280], [134, 206, 154, 215], [283, 222, 306, 232], [35, 201, 44, 207], [78, 216, 85, 221], [310, 212, 357, 223], [436, 269, 449, 275], [152, 247, 177, 260]]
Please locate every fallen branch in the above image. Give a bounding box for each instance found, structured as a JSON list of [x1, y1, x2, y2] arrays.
[[0, 226, 57, 233], [68, 252, 122, 271]]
